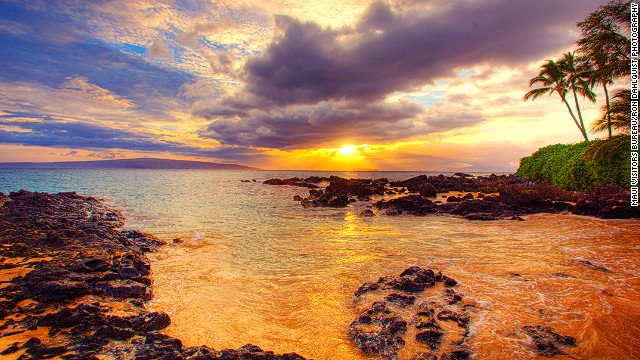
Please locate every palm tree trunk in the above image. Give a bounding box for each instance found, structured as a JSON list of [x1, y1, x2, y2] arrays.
[[603, 82, 611, 139], [562, 95, 588, 140], [572, 87, 589, 141]]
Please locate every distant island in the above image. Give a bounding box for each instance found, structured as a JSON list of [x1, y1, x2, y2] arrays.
[[0, 158, 259, 170], [353, 168, 379, 172]]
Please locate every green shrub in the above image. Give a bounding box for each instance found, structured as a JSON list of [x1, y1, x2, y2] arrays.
[[515, 139, 631, 190]]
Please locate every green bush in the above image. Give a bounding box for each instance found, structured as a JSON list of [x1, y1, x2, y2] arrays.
[[515, 140, 631, 190]]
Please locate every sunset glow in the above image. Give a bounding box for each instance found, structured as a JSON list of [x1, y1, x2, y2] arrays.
[[0, 2, 637, 359], [337, 146, 358, 158], [0, 0, 611, 170]]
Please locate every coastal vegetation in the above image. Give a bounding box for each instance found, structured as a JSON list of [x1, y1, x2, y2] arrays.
[[515, 141, 630, 190], [519, 0, 631, 189]]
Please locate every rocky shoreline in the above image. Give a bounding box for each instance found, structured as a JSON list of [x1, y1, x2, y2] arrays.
[[262, 174, 640, 220], [0, 187, 618, 359], [0, 190, 304, 359]]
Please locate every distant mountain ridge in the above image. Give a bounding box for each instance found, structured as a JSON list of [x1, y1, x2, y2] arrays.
[[0, 158, 259, 170]]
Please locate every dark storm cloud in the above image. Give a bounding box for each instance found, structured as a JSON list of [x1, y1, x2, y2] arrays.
[[198, 0, 603, 149], [239, 0, 603, 106]]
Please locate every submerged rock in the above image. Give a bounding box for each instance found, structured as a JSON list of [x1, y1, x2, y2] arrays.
[[361, 209, 376, 217], [416, 328, 445, 350], [355, 282, 380, 297], [349, 302, 408, 357], [574, 259, 611, 272], [350, 266, 472, 359], [522, 325, 576, 356], [464, 212, 501, 221]]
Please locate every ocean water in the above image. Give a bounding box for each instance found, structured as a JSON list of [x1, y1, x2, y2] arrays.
[[1, 169, 639, 359]]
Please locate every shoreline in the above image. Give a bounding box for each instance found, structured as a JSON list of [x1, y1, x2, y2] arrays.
[[0, 176, 638, 359], [0, 190, 305, 359]]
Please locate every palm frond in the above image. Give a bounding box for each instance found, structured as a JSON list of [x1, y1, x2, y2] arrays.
[[577, 0, 631, 81], [529, 75, 552, 87], [524, 87, 552, 101], [584, 134, 630, 161], [590, 88, 630, 133]]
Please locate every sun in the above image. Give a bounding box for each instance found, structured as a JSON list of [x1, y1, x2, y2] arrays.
[[337, 145, 358, 157]]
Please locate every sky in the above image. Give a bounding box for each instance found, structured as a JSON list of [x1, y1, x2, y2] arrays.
[[0, 0, 615, 171]]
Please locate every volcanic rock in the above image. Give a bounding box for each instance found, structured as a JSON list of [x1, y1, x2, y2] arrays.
[[522, 325, 576, 356]]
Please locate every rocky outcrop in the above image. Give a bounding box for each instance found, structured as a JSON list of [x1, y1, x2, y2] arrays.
[[571, 184, 640, 219], [263, 178, 319, 188], [374, 195, 437, 216], [294, 177, 394, 208], [390, 173, 523, 194], [265, 174, 638, 220], [350, 267, 474, 359], [0, 191, 304, 359]]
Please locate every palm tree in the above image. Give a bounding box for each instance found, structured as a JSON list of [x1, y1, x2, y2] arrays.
[[524, 57, 589, 140], [562, 52, 596, 140], [577, 0, 631, 78], [582, 51, 615, 138], [577, 0, 631, 138]]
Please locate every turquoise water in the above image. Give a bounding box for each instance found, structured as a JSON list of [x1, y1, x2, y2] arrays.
[[1, 169, 639, 359], [0, 169, 431, 236]]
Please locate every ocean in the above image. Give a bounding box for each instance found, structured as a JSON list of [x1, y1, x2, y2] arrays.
[[1, 169, 639, 359]]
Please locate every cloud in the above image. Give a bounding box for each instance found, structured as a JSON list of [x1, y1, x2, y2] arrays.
[[180, 79, 227, 99], [0, 80, 155, 130], [87, 151, 124, 159], [60, 76, 137, 108], [360, 140, 538, 172], [177, 17, 237, 47], [0, 32, 192, 104], [202, 49, 236, 75], [194, 0, 603, 150], [60, 150, 79, 156], [148, 37, 173, 59], [239, 0, 602, 106], [0, 19, 30, 36], [0, 120, 154, 148], [199, 98, 485, 149]]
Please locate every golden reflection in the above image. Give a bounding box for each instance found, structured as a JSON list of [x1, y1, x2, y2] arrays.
[[338, 212, 359, 238]]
